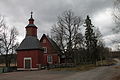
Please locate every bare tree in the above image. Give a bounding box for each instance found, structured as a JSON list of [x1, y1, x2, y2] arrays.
[[113, 0, 120, 33], [0, 16, 5, 39], [1, 27, 18, 67], [94, 27, 107, 65], [0, 15, 5, 56], [112, 0, 120, 49], [0, 15, 4, 31], [51, 10, 83, 63]]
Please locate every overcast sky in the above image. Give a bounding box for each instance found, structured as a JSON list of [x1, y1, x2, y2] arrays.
[[0, 0, 118, 50]]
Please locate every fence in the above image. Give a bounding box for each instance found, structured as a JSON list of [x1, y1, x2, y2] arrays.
[[42, 63, 75, 69], [0, 67, 17, 73]]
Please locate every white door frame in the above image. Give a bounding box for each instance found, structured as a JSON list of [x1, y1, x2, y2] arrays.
[[24, 57, 32, 69]]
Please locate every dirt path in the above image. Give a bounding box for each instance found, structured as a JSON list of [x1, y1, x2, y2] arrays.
[[58, 66, 120, 80], [0, 70, 75, 80], [0, 65, 119, 80]]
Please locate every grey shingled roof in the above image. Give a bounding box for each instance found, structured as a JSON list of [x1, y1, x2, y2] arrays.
[[16, 36, 43, 51], [47, 36, 61, 53], [26, 24, 37, 28]]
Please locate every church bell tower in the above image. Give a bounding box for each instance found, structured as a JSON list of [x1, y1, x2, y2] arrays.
[[26, 12, 37, 37]]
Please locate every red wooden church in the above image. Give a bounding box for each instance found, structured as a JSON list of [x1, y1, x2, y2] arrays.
[[16, 12, 61, 70]]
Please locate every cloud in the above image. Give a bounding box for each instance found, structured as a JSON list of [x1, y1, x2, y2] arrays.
[[103, 32, 120, 50], [92, 8, 115, 36], [0, 0, 116, 49]]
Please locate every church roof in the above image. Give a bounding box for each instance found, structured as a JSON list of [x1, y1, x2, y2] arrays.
[[16, 36, 43, 51], [47, 36, 61, 52], [26, 24, 37, 28]]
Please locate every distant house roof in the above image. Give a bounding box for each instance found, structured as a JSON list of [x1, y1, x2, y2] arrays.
[[16, 36, 43, 51], [40, 34, 62, 54]]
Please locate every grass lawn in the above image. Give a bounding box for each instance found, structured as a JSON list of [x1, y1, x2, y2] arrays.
[[114, 66, 120, 69], [112, 75, 120, 80], [96, 59, 117, 66], [0, 63, 16, 67], [51, 59, 117, 71], [50, 64, 96, 71]]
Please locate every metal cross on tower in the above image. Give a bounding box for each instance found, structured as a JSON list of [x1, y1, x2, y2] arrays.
[[31, 11, 33, 18]]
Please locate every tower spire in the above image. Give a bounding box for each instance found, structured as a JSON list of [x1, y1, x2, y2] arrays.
[[29, 11, 34, 24], [30, 11, 33, 19], [26, 12, 37, 37]]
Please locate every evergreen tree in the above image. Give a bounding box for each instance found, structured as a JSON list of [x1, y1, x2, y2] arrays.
[[84, 15, 98, 64]]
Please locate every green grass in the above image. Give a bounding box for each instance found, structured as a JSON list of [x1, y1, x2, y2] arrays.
[[0, 63, 17, 67], [114, 66, 120, 69], [96, 60, 117, 66], [50, 59, 117, 71], [0, 66, 4, 68], [112, 75, 120, 80]]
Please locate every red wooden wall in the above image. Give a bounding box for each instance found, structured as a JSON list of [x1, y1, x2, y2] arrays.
[[40, 35, 60, 65], [17, 50, 43, 68]]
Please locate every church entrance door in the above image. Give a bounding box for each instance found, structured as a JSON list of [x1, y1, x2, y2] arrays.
[[24, 58, 32, 69]]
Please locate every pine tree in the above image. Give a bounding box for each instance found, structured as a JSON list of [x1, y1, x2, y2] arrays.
[[84, 15, 98, 64]]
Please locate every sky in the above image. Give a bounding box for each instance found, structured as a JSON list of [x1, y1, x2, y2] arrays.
[[0, 0, 118, 50]]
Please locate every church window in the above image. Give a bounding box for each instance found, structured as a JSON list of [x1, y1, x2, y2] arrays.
[[43, 47, 47, 53], [47, 56, 52, 63]]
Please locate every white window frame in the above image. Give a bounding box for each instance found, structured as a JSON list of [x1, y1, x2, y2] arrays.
[[47, 56, 52, 64], [43, 47, 47, 53], [24, 57, 32, 69]]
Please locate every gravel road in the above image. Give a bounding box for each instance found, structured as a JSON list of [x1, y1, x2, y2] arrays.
[[58, 66, 120, 80], [0, 65, 119, 80]]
